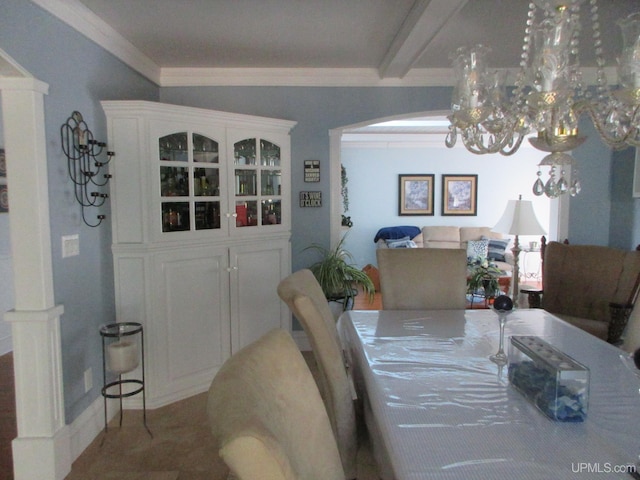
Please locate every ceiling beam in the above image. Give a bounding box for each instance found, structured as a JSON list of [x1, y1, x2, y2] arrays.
[[378, 0, 469, 79]]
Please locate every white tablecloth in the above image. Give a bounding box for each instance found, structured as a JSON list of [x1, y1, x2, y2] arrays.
[[339, 309, 640, 479]]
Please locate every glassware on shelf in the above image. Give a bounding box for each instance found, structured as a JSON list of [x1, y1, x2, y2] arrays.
[[161, 202, 190, 232], [261, 200, 281, 225], [234, 139, 256, 165], [261, 170, 281, 195], [235, 169, 257, 196], [194, 201, 220, 230], [260, 140, 280, 166], [160, 167, 189, 196], [192, 134, 219, 163], [159, 132, 188, 162], [194, 168, 219, 196]]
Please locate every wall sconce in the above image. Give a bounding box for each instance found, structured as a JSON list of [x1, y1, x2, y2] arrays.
[[60, 111, 113, 227]]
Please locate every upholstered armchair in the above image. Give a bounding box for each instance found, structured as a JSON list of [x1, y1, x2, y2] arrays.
[[207, 329, 345, 480], [531, 241, 640, 343]]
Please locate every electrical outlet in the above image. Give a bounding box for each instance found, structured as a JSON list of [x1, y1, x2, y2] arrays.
[[84, 368, 92, 393], [62, 234, 79, 258]]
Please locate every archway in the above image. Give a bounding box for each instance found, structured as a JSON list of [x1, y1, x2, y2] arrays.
[[329, 110, 568, 254]]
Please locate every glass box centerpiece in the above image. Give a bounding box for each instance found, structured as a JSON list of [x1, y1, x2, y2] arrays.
[[508, 336, 589, 422]]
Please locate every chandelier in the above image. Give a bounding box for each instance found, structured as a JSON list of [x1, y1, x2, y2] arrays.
[[445, 0, 640, 198]]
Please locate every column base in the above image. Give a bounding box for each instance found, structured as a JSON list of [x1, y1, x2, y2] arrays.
[[12, 426, 71, 480]]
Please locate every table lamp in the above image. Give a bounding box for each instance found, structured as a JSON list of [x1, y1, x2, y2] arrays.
[[494, 195, 546, 306]]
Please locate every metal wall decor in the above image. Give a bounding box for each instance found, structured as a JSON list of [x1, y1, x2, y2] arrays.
[[61, 111, 113, 227]]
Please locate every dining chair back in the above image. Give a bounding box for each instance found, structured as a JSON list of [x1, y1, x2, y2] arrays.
[[376, 248, 468, 310], [277, 269, 357, 480], [207, 329, 345, 480]]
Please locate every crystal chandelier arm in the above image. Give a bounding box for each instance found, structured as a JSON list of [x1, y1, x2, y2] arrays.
[[576, 99, 640, 150]]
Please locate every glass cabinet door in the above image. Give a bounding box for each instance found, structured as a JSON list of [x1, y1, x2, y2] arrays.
[[233, 137, 283, 228], [159, 132, 221, 233]]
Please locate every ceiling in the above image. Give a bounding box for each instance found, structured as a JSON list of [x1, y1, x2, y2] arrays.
[[35, 0, 639, 86]]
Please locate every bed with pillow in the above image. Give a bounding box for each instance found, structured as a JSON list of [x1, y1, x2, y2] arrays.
[[374, 225, 513, 273]]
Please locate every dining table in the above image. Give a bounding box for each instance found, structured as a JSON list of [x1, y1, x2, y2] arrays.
[[338, 308, 640, 479]]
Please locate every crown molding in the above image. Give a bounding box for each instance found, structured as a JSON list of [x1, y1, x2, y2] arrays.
[[30, 0, 161, 84], [341, 132, 539, 148], [341, 133, 449, 148], [158, 67, 456, 87]]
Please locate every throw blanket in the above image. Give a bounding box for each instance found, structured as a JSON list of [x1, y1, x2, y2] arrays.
[[373, 226, 421, 243]]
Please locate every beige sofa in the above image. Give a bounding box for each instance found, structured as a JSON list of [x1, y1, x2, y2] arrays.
[[377, 226, 514, 273]]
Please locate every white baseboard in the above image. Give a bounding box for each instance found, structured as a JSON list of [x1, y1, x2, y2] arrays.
[[67, 395, 118, 462]]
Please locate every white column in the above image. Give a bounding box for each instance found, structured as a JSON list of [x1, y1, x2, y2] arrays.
[[0, 76, 70, 480]]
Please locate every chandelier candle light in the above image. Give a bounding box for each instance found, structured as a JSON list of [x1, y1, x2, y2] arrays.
[[494, 195, 546, 307], [446, 1, 640, 198]]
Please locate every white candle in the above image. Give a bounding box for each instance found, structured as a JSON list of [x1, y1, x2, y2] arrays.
[[107, 340, 139, 374]]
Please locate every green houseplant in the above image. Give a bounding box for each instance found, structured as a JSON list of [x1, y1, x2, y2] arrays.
[[467, 260, 502, 298], [341, 165, 353, 227], [305, 235, 374, 310]]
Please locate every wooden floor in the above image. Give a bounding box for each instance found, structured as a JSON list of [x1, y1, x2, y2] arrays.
[[353, 289, 383, 310], [0, 353, 16, 480]]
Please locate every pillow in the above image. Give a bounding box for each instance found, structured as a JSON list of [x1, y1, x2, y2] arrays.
[[385, 236, 417, 249], [487, 238, 510, 262], [466, 239, 489, 261]]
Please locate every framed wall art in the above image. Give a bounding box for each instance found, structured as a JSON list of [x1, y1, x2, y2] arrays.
[[442, 174, 477, 216], [398, 174, 434, 216]]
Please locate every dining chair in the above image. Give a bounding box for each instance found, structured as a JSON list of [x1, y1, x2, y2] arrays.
[[376, 248, 468, 310], [207, 329, 345, 480], [277, 269, 358, 480]]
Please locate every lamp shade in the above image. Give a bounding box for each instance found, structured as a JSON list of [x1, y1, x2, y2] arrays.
[[494, 197, 546, 236]]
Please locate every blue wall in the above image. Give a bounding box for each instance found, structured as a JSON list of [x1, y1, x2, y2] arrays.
[[3, 0, 640, 426], [0, 0, 158, 423], [341, 142, 552, 268], [610, 146, 639, 249]]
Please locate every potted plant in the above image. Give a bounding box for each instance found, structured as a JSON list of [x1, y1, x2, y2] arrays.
[[341, 165, 352, 228], [305, 234, 374, 313], [467, 259, 502, 298]]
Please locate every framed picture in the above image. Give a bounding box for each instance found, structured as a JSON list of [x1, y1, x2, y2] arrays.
[[398, 174, 434, 216], [442, 174, 477, 216]]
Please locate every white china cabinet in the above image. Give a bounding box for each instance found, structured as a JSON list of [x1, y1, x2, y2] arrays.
[[102, 101, 296, 407]]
